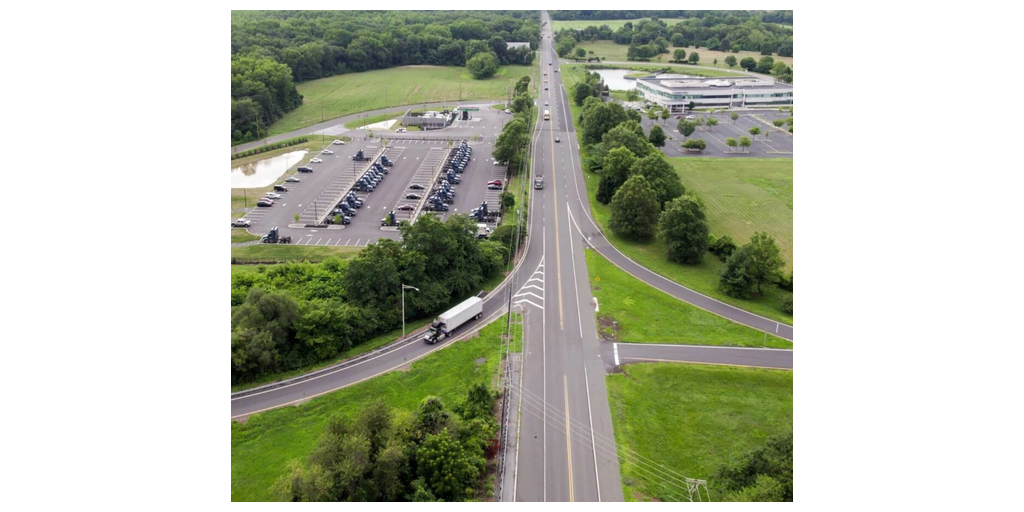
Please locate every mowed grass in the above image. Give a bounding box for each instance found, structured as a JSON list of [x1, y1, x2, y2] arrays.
[[231, 318, 507, 501], [552, 18, 690, 31], [567, 40, 792, 70], [269, 65, 535, 135], [607, 363, 792, 502], [563, 85, 792, 323], [670, 158, 793, 271], [587, 249, 791, 348], [231, 229, 261, 244], [342, 110, 405, 130], [231, 244, 362, 263]]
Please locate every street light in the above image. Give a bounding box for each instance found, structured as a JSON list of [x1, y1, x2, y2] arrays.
[[402, 284, 420, 340]]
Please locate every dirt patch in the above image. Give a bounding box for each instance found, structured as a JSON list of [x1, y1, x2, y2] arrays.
[[596, 314, 621, 341], [475, 357, 487, 366]]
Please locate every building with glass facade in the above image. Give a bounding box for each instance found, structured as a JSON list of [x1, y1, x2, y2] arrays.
[[634, 76, 793, 112]]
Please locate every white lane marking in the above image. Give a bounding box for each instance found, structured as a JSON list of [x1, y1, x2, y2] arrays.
[[613, 343, 619, 366], [513, 299, 543, 310], [354, 239, 361, 246], [567, 206, 582, 338], [316, 237, 322, 245], [583, 361, 601, 502], [513, 291, 544, 302], [519, 284, 544, 294]]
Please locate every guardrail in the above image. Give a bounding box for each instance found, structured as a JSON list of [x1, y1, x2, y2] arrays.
[[314, 145, 386, 225]]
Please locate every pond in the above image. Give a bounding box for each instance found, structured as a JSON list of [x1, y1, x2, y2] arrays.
[[592, 69, 703, 91], [231, 149, 308, 188]]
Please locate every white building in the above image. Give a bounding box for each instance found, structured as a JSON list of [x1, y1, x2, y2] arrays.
[[635, 76, 793, 112]]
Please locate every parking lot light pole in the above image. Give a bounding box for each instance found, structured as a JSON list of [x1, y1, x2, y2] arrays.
[[402, 284, 420, 340]]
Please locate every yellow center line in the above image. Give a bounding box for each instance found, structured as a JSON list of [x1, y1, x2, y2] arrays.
[[564, 374, 574, 502]]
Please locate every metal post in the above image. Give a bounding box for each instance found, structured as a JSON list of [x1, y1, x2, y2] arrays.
[[402, 284, 419, 340]]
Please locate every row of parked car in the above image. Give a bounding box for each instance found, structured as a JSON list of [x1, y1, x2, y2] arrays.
[[356, 156, 393, 192]]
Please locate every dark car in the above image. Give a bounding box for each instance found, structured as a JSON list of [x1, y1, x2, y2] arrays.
[[409, 183, 425, 190], [297, 166, 314, 173], [406, 193, 422, 200], [256, 199, 273, 207], [397, 204, 416, 211], [273, 185, 289, 192]]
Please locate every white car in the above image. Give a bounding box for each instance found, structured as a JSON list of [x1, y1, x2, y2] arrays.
[[544, 101, 549, 106], [231, 219, 251, 227], [310, 158, 323, 163], [397, 127, 407, 133], [333, 139, 345, 145], [685, 115, 696, 120], [264, 192, 281, 199], [321, 149, 333, 155], [504, 109, 511, 114]]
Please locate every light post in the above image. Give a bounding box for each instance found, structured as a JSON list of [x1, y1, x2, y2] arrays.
[[402, 284, 420, 339]]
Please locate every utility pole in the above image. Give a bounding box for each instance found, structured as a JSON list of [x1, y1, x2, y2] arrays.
[[402, 284, 420, 339]]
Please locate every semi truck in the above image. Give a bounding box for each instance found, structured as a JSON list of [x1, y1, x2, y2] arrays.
[[423, 297, 483, 344]]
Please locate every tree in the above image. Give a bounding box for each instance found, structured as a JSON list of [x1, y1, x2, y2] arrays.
[[731, 112, 739, 123], [756, 55, 775, 74], [659, 194, 709, 264], [417, 428, 480, 502], [499, 192, 515, 212], [673, 49, 687, 62], [466, 52, 499, 79], [647, 108, 659, 122], [580, 100, 630, 145], [687, 51, 700, 64], [630, 154, 684, 207], [719, 245, 756, 298], [771, 61, 788, 75], [746, 232, 785, 294], [713, 58, 718, 67], [677, 119, 696, 138], [725, 55, 737, 68], [610, 174, 660, 241], [602, 121, 654, 158], [716, 431, 793, 502], [740, 57, 757, 71], [573, 82, 593, 106], [725, 137, 737, 152], [749, 126, 761, 139], [739, 136, 751, 152], [681, 138, 707, 152], [625, 89, 640, 102], [773, 119, 785, 128], [511, 92, 531, 114], [706, 117, 718, 129], [596, 146, 638, 204], [660, 109, 670, 123], [574, 47, 586, 59], [648, 125, 666, 147]]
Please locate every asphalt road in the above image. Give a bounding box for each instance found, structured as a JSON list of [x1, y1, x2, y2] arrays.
[[608, 342, 793, 371]]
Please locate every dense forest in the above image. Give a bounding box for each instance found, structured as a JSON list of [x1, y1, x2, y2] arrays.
[[231, 214, 511, 385], [231, 11, 540, 144], [551, 11, 793, 60], [550, 10, 792, 25]]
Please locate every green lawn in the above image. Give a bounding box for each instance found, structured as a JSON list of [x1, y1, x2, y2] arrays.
[[566, 40, 793, 70], [561, 77, 792, 323], [342, 110, 405, 129], [231, 317, 507, 501], [268, 65, 535, 135], [670, 158, 793, 271], [587, 249, 791, 348], [607, 363, 792, 502], [231, 229, 261, 244], [231, 245, 362, 264], [551, 18, 690, 31]]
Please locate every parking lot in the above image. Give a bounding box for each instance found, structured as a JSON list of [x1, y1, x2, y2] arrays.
[[636, 109, 793, 158]]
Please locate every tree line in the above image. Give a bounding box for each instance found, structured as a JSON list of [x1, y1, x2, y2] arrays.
[[274, 389, 498, 501], [492, 80, 535, 176], [231, 214, 510, 385], [574, 93, 791, 313], [231, 11, 540, 144], [552, 13, 793, 62]]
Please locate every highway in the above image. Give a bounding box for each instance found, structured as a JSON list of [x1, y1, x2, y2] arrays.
[[231, 10, 796, 501]]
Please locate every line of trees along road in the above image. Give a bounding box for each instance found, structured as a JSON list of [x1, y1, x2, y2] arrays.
[[231, 11, 540, 144], [230, 214, 508, 386]]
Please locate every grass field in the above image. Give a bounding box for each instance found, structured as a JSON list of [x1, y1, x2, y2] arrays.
[[587, 249, 791, 348], [230, 244, 362, 263], [552, 18, 690, 31], [342, 110, 405, 129], [268, 65, 536, 136], [670, 158, 793, 271], [567, 40, 793, 70], [562, 84, 792, 323], [231, 229, 261, 244], [231, 318, 507, 501], [607, 363, 792, 502]]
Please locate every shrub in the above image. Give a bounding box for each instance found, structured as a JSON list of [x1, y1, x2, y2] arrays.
[[709, 235, 737, 261], [781, 295, 793, 315]]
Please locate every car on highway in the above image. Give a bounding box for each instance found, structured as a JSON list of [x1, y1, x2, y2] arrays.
[[555, 69, 559, 73], [544, 86, 548, 90], [297, 166, 313, 173], [231, 219, 251, 227], [397, 204, 416, 211], [321, 149, 333, 155], [406, 193, 422, 200], [333, 139, 345, 145], [256, 199, 273, 207], [309, 158, 323, 163], [487, 180, 503, 186], [264, 192, 281, 199], [409, 183, 425, 190], [534, 177, 544, 189], [285, 176, 301, 183], [487, 184, 502, 190], [555, 136, 560, 143], [544, 101, 548, 106]]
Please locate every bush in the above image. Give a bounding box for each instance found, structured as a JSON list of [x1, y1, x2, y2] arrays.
[[781, 295, 792, 315], [709, 235, 737, 261], [777, 273, 793, 292], [490, 223, 527, 253]]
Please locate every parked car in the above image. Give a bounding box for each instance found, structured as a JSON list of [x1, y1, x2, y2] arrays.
[[406, 193, 422, 200], [333, 139, 345, 145], [685, 115, 696, 120], [409, 183, 425, 190], [488, 180, 503, 186], [321, 149, 333, 155], [397, 204, 416, 211], [273, 185, 289, 192], [297, 166, 313, 173], [232, 219, 251, 227], [256, 200, 273, 207], [264, 192, 281, 199], [285, 176, 301, 183], [397, 128, 407, 133], [309, 158, 323, 163], [487, 184, 502, 190], [504, 109, 511, 114]]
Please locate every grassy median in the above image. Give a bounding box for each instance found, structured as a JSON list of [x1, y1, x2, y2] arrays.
[[230, 245, 362, 264], [586, 249, 791, 348], [607, 362, 792, 502], [231, 317, 507, 501]]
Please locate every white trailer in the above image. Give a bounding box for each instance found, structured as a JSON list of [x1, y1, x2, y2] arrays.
[[424, 296, 483, 344]]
